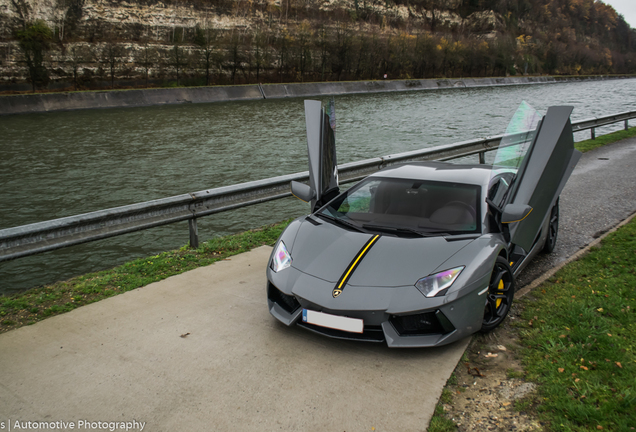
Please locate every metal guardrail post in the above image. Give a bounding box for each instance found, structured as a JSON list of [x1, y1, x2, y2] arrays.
[[626, 120, 629, 131], [478, 151, 486, 164], [189, 219, 199, 249], [591, 128, 596, 140]]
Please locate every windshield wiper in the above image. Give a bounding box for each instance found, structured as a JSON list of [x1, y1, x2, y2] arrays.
[[422, 229, 482, 239], [316, 213, 367, 233], [362, 224, 432, 238], [420, 229, 454, 236], [444, 233, 481, 241]]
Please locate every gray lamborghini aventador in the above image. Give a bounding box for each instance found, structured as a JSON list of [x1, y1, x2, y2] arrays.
[[266, 100, 581, 348]]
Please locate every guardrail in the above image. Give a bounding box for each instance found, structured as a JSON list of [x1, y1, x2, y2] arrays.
[[571, 111, 633, 139], [1, 110, 634, 262]]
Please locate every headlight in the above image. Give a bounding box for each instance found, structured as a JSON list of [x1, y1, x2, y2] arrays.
[[271, 241, 292, 273], [415, 266, 464, 297]]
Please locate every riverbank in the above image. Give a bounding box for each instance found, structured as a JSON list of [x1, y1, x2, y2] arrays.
[[1, 75, 634, 116]]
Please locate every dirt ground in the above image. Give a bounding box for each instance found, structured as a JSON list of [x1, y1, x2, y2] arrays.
[[439, 302, 545, 431]]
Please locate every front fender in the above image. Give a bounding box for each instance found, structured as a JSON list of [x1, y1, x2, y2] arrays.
[[431, 235, 507, 330], [267, 217, 305, 268], [435, 234, 506, 298]]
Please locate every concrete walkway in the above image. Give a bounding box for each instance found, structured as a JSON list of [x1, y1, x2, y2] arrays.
[[1, 137, 635, 432], [0, 246, 468, 431]]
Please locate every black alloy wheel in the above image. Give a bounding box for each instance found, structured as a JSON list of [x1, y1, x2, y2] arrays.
[[481, 256, 515, 332], [542, 199, 560, 254]]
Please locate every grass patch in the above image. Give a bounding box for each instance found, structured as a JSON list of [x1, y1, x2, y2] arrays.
[[428, 374, 461, 431], [575, 126, 636, 153], [439, 388, 454, 404], [428, 404, 456, 432], [514, 398, 534, 413], [506, 368, 525, 379], [517, 217, 636, 431], [0, 220, 291, 334]]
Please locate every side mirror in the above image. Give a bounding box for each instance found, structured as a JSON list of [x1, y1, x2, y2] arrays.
[[501, 204, 533, 224], [291, 181, 315, 203]]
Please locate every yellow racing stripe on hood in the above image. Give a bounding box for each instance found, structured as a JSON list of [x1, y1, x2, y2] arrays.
[[333, 234, 380, 297]]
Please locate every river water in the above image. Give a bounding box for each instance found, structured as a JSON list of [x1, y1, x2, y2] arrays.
[[1, 78, 636, 294]]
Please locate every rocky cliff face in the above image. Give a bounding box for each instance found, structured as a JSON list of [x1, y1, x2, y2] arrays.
[[2, 0, 499, 88], [0, 0, 632, 90], [1, 0, 477, 42]]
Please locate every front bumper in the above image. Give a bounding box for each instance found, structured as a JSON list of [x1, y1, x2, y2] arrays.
[[266, 269, 485, 348]]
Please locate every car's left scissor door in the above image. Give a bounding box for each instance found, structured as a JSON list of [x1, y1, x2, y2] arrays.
[[504, 105, 581, 253]]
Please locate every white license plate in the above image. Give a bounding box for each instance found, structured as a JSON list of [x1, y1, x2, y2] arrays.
[[302, 309, 364, 334]]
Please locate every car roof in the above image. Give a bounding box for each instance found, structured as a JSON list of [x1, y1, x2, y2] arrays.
[[369, 161, 493, 187]]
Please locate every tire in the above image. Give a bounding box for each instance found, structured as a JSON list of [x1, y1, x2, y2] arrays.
[[542, 200, 559, 254], [481, 256, 515, 332]]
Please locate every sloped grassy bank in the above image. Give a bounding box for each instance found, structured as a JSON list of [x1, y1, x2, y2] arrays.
[[0, 220, 291, 333], [429, 215, 636, 432], [517, 217, 636, 429]]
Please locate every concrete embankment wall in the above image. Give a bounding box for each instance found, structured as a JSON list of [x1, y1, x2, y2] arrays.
[[0, 75, 630, 115]]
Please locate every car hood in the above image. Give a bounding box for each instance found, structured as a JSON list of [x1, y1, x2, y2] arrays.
[[290, 219, 476, 287]]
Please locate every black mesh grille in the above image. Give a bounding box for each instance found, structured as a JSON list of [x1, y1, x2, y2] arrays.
[[390, 311, 454, 336], [267, 282, 301, 314], [298, 322, 385, 342]]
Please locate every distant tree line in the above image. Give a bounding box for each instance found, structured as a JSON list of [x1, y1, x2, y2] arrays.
[[5, 0, 636, 92]]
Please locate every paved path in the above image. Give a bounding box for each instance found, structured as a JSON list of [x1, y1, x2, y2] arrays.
[[0, 246, 469, 432], [1, 137, 635, 432]]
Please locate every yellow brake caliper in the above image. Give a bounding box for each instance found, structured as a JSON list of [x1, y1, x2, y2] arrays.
[[496, 279, 504, 309]]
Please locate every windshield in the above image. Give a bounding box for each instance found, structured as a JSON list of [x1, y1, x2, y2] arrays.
[[318, 177, 481, 236]]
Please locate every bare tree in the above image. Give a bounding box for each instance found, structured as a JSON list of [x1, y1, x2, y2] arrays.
[[317, 26, 329, 81], [67, 45, 90, 90], [332, 22, 352, 81], [100, 41, 125, 89], [135, 43, 157, 87], [226, 30, 243, 84], [295, 21, 312, 82], [276, 28, 291, 83], [352, 33, 368, 79], [168, 44, 187, 86], [242, 32, 253, 83], [253, 26, 270, 82], [194, 26, 217, 86]]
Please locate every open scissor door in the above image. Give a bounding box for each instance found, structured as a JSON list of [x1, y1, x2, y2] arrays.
[[292, 100, 339, 211], [496, 104, 581, 253]]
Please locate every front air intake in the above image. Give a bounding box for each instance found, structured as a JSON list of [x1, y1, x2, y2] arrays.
[[390, 310, 455, 336], [267, 282, 301, 314]]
